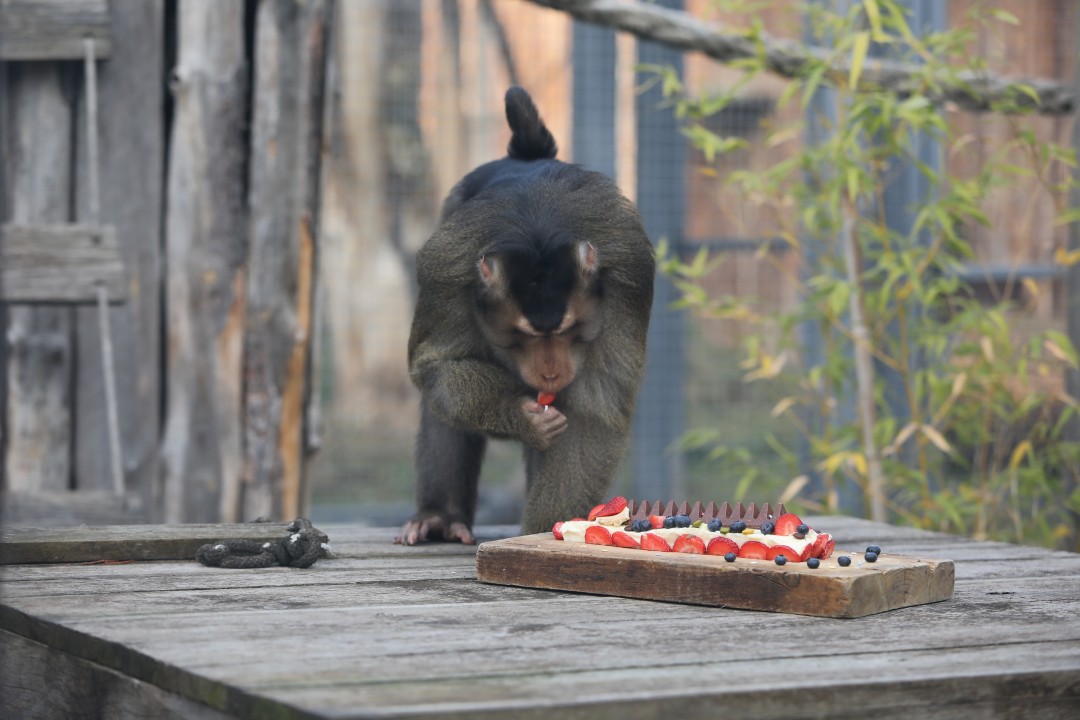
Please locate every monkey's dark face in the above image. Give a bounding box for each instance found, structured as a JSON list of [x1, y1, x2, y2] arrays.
[[475, 240, 602, 395]]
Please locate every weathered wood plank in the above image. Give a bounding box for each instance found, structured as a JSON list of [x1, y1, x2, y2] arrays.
[[74, 0, 164, 507], [0, 224, 125, 302], [0, 562, 1070, 621], [1, 544, 1073, 604], [0, 523, 515, 564], [0, 521, 329, 564], [159, 0, 247, 523], [3, 61, 75, 494], [0, 0, 112, 60], [0, 558, 481, 600], [3, 582, 1078, 719], [0, 629, 234, 720], [242, 0, 329, 521], [0, 489, 135, 529]]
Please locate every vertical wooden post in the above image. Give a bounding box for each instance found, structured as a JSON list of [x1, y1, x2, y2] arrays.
[[160, 0, 247, 522], [73, 0, 165, 518], [243, 0, 329, 520], [3, 63, 74, 493]]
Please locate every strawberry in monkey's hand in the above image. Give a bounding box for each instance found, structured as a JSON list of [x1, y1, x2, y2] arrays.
[[537, 391, 557, 407]]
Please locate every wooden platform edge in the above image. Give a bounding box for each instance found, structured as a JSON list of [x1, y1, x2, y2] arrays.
[[0, 629, 233, 720], [475, 534, 955, 619], [0, 522, 317, 565]]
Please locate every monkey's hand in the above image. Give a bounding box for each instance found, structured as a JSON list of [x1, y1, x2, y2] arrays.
[[396, 511, 476, 546], [521, 399, 568, 450]]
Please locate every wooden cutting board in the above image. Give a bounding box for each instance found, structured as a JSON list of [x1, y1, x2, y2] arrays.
[[475, 534, 954, 618]]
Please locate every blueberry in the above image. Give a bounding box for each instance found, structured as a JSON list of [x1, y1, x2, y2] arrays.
[[629, 519, 651, 533], [706, 518, 723, 532], [724, 551, 737, 562], [663, 516, 675, 529], [796, 524, 809, 535], [807, 557, 820, 569], [865, 551, 879, 562], [866, 545, 882, 555], [774, 555, 788, 565], [677, 514, 692, 528], [760, 521, 775, 535], [837, 555, 852, 567], [729, 520, 747, 533]]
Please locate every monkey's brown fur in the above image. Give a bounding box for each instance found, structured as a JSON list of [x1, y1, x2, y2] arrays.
[[399, 87, 654, 544]]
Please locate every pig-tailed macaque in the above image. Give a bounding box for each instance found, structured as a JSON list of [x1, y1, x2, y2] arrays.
[[398, 87, 655, 544]]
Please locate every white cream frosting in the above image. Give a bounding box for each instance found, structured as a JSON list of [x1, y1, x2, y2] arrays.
[[558, 518, 818, 556]]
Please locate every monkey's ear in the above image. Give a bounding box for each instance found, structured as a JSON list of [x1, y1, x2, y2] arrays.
[[478, 255, 507, 295], [576, 242, 599, 278]]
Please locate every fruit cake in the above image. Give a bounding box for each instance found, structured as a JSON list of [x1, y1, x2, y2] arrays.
[[552, 497, 837, 565]]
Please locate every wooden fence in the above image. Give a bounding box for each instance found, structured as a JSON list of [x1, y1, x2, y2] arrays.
[[1, 0, 329, 525]]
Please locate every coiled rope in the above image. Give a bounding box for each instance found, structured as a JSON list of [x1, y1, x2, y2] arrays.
[[196, 518, 328, 569]]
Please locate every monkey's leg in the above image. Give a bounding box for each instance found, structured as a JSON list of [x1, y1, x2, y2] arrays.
[[399, 400, 486, 545], [520, 418, 629, 534]]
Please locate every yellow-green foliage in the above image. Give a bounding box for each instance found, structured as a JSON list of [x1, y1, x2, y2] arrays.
[[657, 0, 1080, 549]]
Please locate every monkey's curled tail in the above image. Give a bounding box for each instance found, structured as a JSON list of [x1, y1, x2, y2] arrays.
[[505, 86, 558, 161]]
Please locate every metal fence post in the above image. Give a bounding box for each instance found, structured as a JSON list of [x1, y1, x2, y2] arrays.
[[633, 0, 686, 500]]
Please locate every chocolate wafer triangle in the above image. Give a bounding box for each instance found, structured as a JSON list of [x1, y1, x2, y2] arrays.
[[628, 500, 786, 528]]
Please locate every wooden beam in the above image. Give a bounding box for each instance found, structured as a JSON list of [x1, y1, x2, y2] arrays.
[[243, 0, 329, 521], [159, 2, 247, 524], [0, 518, 324, 564], [0, 224, 125, 303], [0, 0, 113, 61], [72, 0, 164, 507]]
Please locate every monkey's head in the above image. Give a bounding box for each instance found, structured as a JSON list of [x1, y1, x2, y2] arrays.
[[475, 235, 603, 396]]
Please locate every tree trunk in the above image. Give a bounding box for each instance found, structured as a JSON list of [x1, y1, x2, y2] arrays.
[[243, 0, 328, 521], [160, 0, 247, 523]]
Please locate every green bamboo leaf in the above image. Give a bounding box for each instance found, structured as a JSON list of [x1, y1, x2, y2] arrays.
[[849, 31, 871, 90], [863, 0, 886, 42], [991, 9, 1020, 25]]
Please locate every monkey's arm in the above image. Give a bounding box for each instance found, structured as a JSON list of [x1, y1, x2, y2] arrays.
[[409, 342, 563, 448]]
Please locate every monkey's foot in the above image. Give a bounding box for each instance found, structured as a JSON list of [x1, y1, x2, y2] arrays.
[[396, 512, 476, 546]]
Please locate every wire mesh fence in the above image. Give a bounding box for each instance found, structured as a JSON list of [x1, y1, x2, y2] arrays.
[[310, 0, 1079, 528]]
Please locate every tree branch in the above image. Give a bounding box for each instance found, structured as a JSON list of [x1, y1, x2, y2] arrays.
[[523, 0, 1077, 115]]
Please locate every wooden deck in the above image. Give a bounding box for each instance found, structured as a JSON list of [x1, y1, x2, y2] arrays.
[[2, 517, 1079, 718]]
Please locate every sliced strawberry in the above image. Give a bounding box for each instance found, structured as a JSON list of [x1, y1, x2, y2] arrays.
[[588, 496, 628, 521], [766, 545, 800, 562], [584, 525, 613, 545], [640, 533, 671, 552], [611, 531, 640, 549], [552, 521, 565, 540], [738, 540, 769, 560], [810, 532, 831, 559], [706, 535, 739, 557], [774, 513, 804, 536], [819, 536, 836, 559], [537, 391, 557, 406], [648, 514, 665, 529], [672, 535, 706, 554]]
